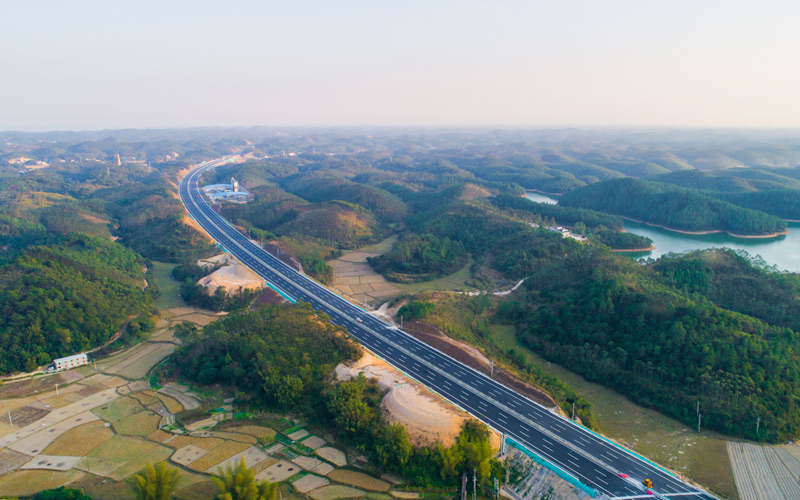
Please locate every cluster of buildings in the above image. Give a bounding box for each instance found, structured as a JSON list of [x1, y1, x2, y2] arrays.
[[202, 177, 252, 203]]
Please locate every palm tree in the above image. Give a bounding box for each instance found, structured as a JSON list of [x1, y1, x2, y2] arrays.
[[127, 462, 180, 500], [214, 458, 278, 500]]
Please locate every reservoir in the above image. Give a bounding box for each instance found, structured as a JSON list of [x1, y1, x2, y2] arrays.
[[525, 191, 800, 273]]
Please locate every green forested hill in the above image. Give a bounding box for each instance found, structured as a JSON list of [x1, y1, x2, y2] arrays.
[[559, 178, 787, 235], [175, 302, 361, 409], [498, 248, 800, 442], [368, 233, 468, 282], [281, 175, 408, 222], [0, 234, 155, 373], [715, 190, 800, 220], [653, 249, 800, 331]]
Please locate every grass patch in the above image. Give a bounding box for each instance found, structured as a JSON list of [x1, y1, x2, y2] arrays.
[[310, 485, 367, 500], [151, 261, 187, 309], [0, 470, 87, 497], [144, 390, 184, 413], [42, 420, 113, 456], [392, 257, 474, 295], [175, 480, 219, 500], [113, 410, 162, 436], [188, 441, 250, 472], [108, 443, 173, 480], [327, 470, 391, 492], [92, 396, 143, 422]]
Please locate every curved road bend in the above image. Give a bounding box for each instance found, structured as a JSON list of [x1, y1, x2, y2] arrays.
[[179, 158, 717, 500]]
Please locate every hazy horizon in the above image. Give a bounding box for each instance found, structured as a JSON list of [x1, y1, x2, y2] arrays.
[[3, 0, 799, 131]]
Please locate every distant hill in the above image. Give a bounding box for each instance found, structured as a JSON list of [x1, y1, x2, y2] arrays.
[[276, 201, 386, 249], [559, 178, 787, 235], [281, 174, 408, 222]]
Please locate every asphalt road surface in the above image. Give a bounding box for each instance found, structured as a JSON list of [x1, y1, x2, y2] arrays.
[[180, 158, 718, 500]]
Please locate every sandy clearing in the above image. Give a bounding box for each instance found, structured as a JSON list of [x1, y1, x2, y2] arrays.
[[21, 454, 82, 471], [255, 459, 301, 482], [292, 456, 335, 475], [197, 253, 264, 295], [336, 353, 467, 447], [293, 474, 330, 493]]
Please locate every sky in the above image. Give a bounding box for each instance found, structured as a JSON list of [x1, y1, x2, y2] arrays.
[[2, 0, 799, 131]]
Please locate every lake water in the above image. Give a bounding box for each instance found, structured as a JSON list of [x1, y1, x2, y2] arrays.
[[524, 191, 800, 272]]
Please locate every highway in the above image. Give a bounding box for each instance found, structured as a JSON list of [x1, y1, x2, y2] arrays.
[[179, 158, 717, 500]]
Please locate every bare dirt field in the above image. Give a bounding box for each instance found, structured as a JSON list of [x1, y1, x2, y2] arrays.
[[197, 253, 265, 295], [256, 459, 302, 482], [336, 352, 469, 447], [171, 445, 209, 467], [309, 484, 367, 500], [21, 454, 83, 471], [0, 448, 31, 475], [327, 237, 401, 304], [327, 470, 391, 492], [8, 411, 101, 456]]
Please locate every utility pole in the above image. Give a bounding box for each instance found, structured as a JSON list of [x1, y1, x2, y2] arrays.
[[572, 402, 575, 420], [490, 360, 494, 378], [55, 384, 59, 396], [757, 417, 761, 436], [400, 315, 403, 328], [8, 411, 11, 426], [697, 413, 701, 433]]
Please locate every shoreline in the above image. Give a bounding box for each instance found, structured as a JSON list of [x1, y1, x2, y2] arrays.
[[621, 216, 790, 239], [612, 245, 657, 253], [524, 188, 563, 197]]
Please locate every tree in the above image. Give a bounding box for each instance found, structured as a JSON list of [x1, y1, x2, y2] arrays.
[[214, 458, 277, 500], [33, 487, 92, 500], [126, 462, 180, 500]]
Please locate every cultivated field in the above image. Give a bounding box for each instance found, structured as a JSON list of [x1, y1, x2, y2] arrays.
[[42, 420, 113, 456], [728, 442, 800, 500], [310, 485, 367, 500], [326, 470, 391, 492]]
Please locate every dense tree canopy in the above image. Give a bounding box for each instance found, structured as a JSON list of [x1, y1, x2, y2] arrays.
[[560, 178, 787, 235], [0, 234, 155, 373]]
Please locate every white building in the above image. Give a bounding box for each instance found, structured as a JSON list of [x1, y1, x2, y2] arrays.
[[52, 353, 88, 371]]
